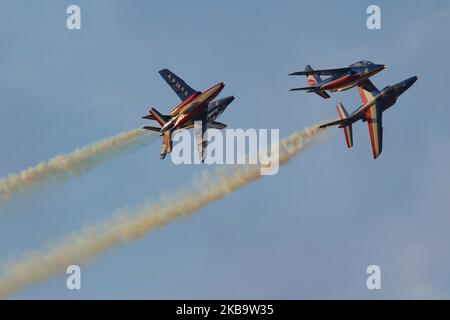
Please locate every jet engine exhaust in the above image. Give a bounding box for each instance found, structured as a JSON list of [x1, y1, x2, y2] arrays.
[[0, 129, 156, 204]]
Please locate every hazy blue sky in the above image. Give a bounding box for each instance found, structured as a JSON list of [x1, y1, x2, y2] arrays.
[[0, 0, 449, 299]]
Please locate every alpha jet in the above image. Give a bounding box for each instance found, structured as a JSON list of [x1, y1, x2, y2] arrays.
[[289, 61, 385, 99], [142, 69, 234, 161], [319, 76, 418, 159]]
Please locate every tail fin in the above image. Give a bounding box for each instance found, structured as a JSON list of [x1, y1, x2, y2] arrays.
[[158, 69, 196, 101], [149, 108, 171, 127], [305, 65, 322, 87], [305, 65, 330, 99], [336, 103, 353, 148]]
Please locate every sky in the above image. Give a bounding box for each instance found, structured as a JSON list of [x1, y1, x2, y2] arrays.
[[0, 0, 449, 299]]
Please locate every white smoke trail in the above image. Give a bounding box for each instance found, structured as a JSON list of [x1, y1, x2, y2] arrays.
[[0, 129, 155, 202], [0, 124, 328, 298]]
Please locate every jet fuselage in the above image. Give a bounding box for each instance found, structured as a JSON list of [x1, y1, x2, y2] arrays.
[[320, 64, 386, 92], [174, 95, 235, 130], [207, 96, 235, 122], [377, 76, 418, 111], [347, 76, 418, 123], [161, 82, 224, 133]]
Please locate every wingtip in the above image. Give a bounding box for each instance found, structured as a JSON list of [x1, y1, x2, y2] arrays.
[[372, 151, 382, 159]]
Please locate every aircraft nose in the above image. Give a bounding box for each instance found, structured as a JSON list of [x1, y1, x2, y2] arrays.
[[217, 96, 235, 110], [405, 76, 418, 88], [394, 76, 418, 96], [224, 96, 235, 105], [375, 64, 386, 72], [404, 76, 417, 91]]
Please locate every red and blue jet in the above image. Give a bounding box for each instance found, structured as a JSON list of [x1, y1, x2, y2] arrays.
[[142, 69, 234, 161], [289, 60, 386, 99]]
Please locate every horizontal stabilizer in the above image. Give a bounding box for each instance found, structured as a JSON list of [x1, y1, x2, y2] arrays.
[[142, 126, 161, 132], [142, 114, 155, 120], [320, 118, 346, 129], [149, 108, 171, 127], [289, 86, 315, 92], [289, 87, 330, 99]]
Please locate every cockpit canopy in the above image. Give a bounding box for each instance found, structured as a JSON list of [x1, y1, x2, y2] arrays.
[[349, 60, 374, 67]]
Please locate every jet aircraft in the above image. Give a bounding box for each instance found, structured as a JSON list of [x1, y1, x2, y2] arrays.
[[289, 61, 386, 99], [142, 69, 234, 161], [319, 76, 417, 159]]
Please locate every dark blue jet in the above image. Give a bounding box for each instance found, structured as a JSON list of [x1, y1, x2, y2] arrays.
[[320, 76, 418, 159]]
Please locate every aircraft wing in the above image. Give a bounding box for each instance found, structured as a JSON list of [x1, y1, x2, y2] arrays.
[[289, 67, 350, 76], [194, 112, 208, 163], [322, 79, 382, 129], [356, 79, 380, 104], [365, 103, 383, 159], [159, 69, 197, 101]]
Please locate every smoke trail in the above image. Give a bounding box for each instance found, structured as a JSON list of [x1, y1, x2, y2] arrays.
[[0, 129, 156, 202], [0, 124, 327, 298]]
